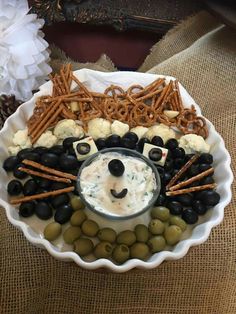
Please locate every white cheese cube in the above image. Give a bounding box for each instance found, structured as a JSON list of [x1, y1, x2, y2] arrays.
[[143, 143, 168, 166], [73, 136, 98, 161]]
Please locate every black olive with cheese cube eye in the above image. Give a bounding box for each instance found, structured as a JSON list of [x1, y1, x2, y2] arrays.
[[72, 136, 98, 161], [143, 143, 168, 166]]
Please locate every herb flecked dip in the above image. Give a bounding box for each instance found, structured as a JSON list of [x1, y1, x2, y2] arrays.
[[80, 152, 157, 217]]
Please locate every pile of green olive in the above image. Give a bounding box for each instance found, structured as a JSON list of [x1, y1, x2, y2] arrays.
[[43, 195, 187, 264]]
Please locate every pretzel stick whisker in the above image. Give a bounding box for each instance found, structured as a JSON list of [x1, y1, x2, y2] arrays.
[[166, 183, 217, 196], [22, 159, 77, 181], [10, 187, 75, 205], [18, 167, 72, 183]]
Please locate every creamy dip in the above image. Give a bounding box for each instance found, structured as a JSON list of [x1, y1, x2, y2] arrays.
[[79, 152, 157, 217]]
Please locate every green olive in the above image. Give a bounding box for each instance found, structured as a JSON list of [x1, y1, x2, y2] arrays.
[[151, 206, 170, 221], [130, 243, 150, 260], [63, 226, 81, 244], [134, 224, 149, 243], [116, 230, 136, 246], [97, 228, 117, 243], [70, 210, 87, 226], [169, 216, 187, 231], [44, 222, 62, 241], [112, 244, 130, 264], [81, 219, 99, 237], [148, 236, 166, 253], [94, 241, 113, 259], [148, 219, 165, 235], [164, 225, 182, 245], [74, 238, 94, 256], [70, 196, 85, 211]]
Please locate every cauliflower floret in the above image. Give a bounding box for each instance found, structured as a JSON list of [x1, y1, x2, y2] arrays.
[[87, 118, 111, 140], [111, 120, 129, 137], [54, 119, 84, 140], [178, 134, 210, 154], [12, 128, 32, 149], [8, 145, 21, 156], [144, 124, 176, 143], [34, 130, 58, 148], [130, 126, 148, 139]]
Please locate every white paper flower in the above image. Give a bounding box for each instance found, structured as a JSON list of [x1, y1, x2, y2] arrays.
[[0, 0, 51, 100]]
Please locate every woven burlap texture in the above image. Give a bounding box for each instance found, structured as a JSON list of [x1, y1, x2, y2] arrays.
[[1, 11, 236, 314]]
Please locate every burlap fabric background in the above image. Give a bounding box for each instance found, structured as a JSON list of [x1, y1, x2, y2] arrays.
[[1, 11, 235, 314]]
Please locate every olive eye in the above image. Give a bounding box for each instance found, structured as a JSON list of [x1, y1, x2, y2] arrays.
[[76, 143, 91, 155], [148, 148, 162, 162], [108, 159, 125, 177]]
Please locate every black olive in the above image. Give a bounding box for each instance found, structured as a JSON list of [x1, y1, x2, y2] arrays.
[[162, 172, 172, 184], [155, 194, 166, 206], [166, 201, 183, 215], [110, 188, 128, 199], [120, 137, 136, 149], [105, 135, 121, 148], [35, 177, 51, 189], [3, 156, 19, 172], [51, 194, 69, 208], [196, 190, 220, 206], [151, 136, 164, 147], [174, 158, 185, 169], [63, 137, 81, 150], [200, 176, 215, 185], [176, 194, 193, 206], [108, 159, 125, 177], [33, 146, 49, 155], [164, 159, 174, 172], [41, 153, 59, 168], [68, 146, 77, 156], [23, 179, 38, 196], [23, 152, 40, 162], [48, 145, 66, 155], [182, 209, 198, 224], [184, 154, 195, 162], [19, 201, 35, 217], [199, 153, 213, 164], [51, 182, 69, 191], [35, 189, 51, 201], [35, 202, 53, 220], [137, 138, 150, 152], [155, 166, 165, 179], [76, 142, 91, 155], [95, 138, 107, 150], [199, 163, 212, 173], [13, 164, 28, 179], [192, 200, 208, 215], [188, 164, 199, 176], [123, 132, 139, 144], [7, 180, 23, 195], [165, 138, 178, 150], [172, 147, 185, 159], [59, 154, 79, 171], [54, 204, 73, 224], [17, 148, 33, 161], [149, 148, 162, 162]]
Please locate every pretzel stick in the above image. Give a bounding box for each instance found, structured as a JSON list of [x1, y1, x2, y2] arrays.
[[18, 167, 72, 183], [30, 99, 62, 138], [166, 154, 200, 190], [60, 68, 70, 94], [136, 88, 163, 101], [22, 159, 77, 181], [174, 80, 184, 111], [166, 183, 217, 196], [71, 74, 92, 97], [31, 105, 63, 144], [10, 187, 75, 205], [169, 167, 214, 191], [28, 100, 59, 135], [152, 82, 171, 110]]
